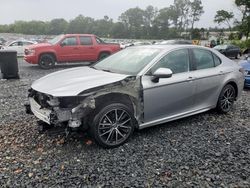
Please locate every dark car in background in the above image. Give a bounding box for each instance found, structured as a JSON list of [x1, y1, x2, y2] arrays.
[[214, 44, 241, 59]]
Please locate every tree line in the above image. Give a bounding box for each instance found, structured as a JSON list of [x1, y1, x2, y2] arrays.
[[0, 0, 249, 40]]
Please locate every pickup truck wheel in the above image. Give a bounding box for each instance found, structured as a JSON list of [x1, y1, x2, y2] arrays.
[[90, 103, 135, 148], [98, 52, 110, 61], [39, 54, 55, 69]]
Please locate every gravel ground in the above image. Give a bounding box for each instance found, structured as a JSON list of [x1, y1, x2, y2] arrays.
[[0, 59, 249, 187]]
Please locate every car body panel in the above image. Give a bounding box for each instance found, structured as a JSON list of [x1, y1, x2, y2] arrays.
[[142, 72, 196, 123], [214, 44, 241, 58], [239, 59, 250, 88], [27, 45, 244, 131], [31, 66, 129, 97], [24, 34, 120, 65], [2, 40, 37, 56]]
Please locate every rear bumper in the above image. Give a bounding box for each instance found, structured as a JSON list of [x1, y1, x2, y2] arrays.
[[244, 76, 250, 88]]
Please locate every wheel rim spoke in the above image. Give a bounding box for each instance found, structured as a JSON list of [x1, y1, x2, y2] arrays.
[[221, 87, 235, 111], [98, 108, 132, 145], [120, 118, 131, 125]]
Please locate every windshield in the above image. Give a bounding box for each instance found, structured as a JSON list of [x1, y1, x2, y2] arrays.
[[48, 35, 64, 45], [93, 48, 162, 75], [214, 45, 228, 50]]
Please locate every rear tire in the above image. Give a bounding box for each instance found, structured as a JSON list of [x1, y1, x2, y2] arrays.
[[39, 54, 55, 69], [90, 102, 135, 148], [98, 52, 110, 61], [216, 84, 236, 113], [235, 53, 240, 59]]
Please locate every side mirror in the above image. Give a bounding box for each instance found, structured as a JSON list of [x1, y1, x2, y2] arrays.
[[60, 42, 66, 47], [151, 68, 173, 83]]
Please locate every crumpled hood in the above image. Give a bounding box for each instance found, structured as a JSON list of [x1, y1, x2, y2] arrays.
[[31, 67, 129, 97]]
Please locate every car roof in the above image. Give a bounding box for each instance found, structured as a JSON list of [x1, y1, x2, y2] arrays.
[[64, 34, 96, 37], [129, 44, 212, 52]]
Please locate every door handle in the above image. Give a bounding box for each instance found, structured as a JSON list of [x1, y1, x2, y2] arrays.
[[219, 71, 224, 75], [89, 47, 94, 49], [186, 77, 194, 81], [73, 47, 79, 50]]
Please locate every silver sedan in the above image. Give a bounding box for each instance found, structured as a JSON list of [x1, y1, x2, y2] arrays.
[[26, 45, 245, 148]]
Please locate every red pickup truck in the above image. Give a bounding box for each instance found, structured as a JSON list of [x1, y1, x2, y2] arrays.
[[24, 34, 120, 69]]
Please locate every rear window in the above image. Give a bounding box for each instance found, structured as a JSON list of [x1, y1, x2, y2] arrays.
[[80, 36, 93, 45], [193, 49, 214, 70], [212, 53, 221, 67]]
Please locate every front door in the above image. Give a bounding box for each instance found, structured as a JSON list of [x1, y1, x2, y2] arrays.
[[57, 36, 81, 62], [142, 49, 196, 123]]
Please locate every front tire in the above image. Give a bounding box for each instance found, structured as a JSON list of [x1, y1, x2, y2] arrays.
[[90, 103, 135, 148], [235, 52, 240, 59], [39, 54, 55, 69], [216, 84, 236, 113]]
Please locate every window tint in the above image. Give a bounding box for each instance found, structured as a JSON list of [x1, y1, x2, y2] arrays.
[[80, 36, 93, 45], [10, 42, 18, 46], [193, 49, 214, 70], [151, 49, 189, 74], [213, 53, 221, 67], [23, 41, 33, 46], [61, 37, 77, 46]]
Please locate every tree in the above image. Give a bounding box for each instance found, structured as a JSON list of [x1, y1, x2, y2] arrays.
[[189, 0, 204, 33], [214, 10, 234, 31], [67, 15, 95, 34], [172, 0, 191, 32], [235, 0, 250, 39], [119, 7, 146, 38], [48, 19, 68, 34], [191, 28, 201, 39]]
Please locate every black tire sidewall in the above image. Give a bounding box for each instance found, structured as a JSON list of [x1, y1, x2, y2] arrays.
[[90, 103, 135, 148], [98, 53, 109, 61], [39, 54, 55, 69]]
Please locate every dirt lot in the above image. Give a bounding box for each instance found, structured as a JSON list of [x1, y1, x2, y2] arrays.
[[0, 59, 249, 187]]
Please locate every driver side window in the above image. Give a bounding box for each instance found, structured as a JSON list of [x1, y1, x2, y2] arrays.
[[150, 49, 190, 74], [61, 37, 77, 46]]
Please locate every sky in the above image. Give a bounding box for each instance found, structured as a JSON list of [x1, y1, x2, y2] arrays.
[[0, 0, 240, 28]]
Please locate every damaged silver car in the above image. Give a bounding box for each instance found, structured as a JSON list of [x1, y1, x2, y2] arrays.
[[26, 45, 244, 148]]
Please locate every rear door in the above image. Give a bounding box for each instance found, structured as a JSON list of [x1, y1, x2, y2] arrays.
[[190, 48, 224, 109], [57, 36, 81, 62], [78, 36, 97, 61]]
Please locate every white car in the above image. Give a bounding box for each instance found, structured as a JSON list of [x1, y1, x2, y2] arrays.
[[1, 40, 37, 56]]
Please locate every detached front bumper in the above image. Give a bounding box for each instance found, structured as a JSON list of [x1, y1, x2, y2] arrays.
[[26, 97, 72, 125], [29, 97, 52, 124]]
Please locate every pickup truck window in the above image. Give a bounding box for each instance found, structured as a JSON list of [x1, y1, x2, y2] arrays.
[[80, 36, 93, 45], [96, 37, 105, 44], [61, 37, 77, 46]]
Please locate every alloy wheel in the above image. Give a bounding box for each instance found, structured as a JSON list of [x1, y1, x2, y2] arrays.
[[97, 108, 133, 146], [220, 87, 235, 111]]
